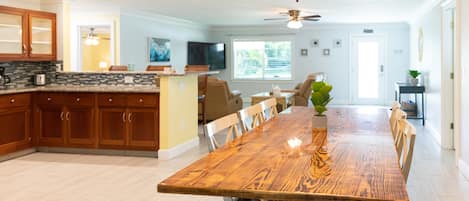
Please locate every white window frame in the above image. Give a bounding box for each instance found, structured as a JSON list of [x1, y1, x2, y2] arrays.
[[231, 36, 295, 82]]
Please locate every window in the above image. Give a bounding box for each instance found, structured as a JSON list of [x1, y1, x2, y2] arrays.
[[233, 40, 292, 80]]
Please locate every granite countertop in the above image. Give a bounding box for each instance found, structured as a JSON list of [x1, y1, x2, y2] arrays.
[[0, 85, 160, 95]]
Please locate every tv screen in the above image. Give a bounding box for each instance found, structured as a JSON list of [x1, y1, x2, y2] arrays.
[[188, 42, 226, 70]]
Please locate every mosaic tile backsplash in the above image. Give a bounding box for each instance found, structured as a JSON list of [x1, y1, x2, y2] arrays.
[[0, 61, 59, 89], [55, 72, 157, 86], [0, 61, 157, 89]]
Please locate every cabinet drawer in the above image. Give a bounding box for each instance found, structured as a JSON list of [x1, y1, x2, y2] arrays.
[[127, 94, 158, 107], [98, 94, 126, 107], [65, 93, 95, 106], [36, 93, 64, 105], [0, 93, 31, 108]]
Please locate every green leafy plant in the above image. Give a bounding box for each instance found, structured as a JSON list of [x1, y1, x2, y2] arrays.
[[310, 81, 333, 116], [408, 70, 421, 79]]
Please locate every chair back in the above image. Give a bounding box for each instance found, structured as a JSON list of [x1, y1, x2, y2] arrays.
[[260, 98, 278, 120], [390, 104, 406, 142], [146, 65, 171, 71], [204, 113, 243, 152], [185, 65, 210, 72], [396, 119, 416, 182], [109, 65, 128, 71], [238, 104, 265, 132]]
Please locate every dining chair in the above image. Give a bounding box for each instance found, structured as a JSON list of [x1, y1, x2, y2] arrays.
[[389, 102, 404, 141], [260, 98, 279, 121], [238, 103, 265, 133], [185, 65, 210, 72], [396, 119, 416, 182], [204, 113, 243, 152], [146, 65, 171, 71], [108, 65, 128, 71], [393, 109, 407, 147]]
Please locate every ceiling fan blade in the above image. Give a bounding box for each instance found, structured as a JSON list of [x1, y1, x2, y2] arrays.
[[264, 18, 289, 21], [302, 18, 320, 21], [302, 15, 321, 19]]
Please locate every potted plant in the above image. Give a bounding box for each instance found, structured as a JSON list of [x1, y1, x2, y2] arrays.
[[310, 81, 333, 130], [408, 70, 421, 85]]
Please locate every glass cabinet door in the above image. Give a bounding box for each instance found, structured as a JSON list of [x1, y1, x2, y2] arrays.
[[0, 12, 25, 55], [30, 16, 53, 55]]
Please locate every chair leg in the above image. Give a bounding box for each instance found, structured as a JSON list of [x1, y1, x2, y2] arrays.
[[200, 101, 207, 136]]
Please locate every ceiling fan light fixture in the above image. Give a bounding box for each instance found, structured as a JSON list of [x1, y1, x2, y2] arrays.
[[85, 28, 100, 46], [287, 20, 303, 29]]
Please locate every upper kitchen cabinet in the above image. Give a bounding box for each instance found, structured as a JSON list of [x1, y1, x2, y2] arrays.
[[0, 6, 56, 61]]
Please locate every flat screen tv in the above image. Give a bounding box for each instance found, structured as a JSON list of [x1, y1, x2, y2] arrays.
[[188, 42, 226, 70]]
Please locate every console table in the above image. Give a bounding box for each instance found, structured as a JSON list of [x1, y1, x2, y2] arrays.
[[395, 82, 425, 125]]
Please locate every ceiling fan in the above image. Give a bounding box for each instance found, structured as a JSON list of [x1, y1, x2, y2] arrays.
[[264, 9, 321, 29], [81, 27, 111, 46]]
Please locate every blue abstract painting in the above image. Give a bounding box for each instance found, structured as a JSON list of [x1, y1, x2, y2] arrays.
[[149, 38, 170, 62]]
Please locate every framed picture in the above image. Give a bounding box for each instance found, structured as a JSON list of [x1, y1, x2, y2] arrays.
[[148, 37, 171, 62], [311, 39, 319, 48], [323, 49, 330, 56], [301, 49, 308, 56], [333, 39, 342, 48]]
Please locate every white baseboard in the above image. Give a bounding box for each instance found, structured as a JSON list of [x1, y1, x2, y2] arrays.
[[426, 123, 443, 146], [458, 160, 469, 180], [158, 137, 199, 160]]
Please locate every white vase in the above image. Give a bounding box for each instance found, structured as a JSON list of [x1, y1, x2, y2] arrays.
[[410, 78, 419, 85], [312, 115, 327, 131]]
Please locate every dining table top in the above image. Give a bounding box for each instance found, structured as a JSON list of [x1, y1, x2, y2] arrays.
[[157, 106, 409, 201]]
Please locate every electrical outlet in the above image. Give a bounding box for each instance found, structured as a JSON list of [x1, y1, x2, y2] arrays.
[[124, 76, 134, 84]]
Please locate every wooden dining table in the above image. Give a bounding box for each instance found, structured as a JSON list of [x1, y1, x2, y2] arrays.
[[158, 106, 409, 201]]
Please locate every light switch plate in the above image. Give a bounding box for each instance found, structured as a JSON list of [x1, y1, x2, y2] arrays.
[[124, 76, 134, 84]]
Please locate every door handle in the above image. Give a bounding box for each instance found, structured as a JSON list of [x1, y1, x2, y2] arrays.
[[60, 112, 64, 121], [128, 112, 132, 123], [380, 65, 384, 73], [122, 112, 126, 123], [66, 112, 70, 121]]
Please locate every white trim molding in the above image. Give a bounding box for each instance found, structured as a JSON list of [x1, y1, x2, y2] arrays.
[[458, 160, 469, 180], [158, 137, 200, 160]]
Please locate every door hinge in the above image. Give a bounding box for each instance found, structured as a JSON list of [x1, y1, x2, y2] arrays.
[[450, 123, 454, 130], [450, 72, 454, 79]]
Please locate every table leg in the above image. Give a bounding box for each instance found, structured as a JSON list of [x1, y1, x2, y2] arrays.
[[422, 92, 425, 126]]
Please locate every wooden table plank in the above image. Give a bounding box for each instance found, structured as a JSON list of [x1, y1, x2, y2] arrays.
[[158, 106, 409, 201]]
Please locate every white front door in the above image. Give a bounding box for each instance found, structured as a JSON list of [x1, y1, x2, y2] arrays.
[[351, 36, 386, 105]]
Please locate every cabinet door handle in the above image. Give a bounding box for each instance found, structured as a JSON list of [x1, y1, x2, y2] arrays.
[[139, 98, 143, 103], [66, 112, 70, 121], [60, 112, 64, 121], [108, 98, 113, 102], [128, 112, 132, 123], [47, 97, 52, 101], [122, 112, 126, 123], [10, 98, 15, 103], [76, 98, 80, 102]]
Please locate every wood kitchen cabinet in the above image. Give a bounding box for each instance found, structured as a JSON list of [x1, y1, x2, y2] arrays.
[[0, 93, 32, 155], [35, 93, 95, 147], [98, 93, 159, 151], [0, 6, 56, 61]]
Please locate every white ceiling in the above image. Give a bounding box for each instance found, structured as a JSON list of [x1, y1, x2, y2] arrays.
[[69, 0, 433, 26]]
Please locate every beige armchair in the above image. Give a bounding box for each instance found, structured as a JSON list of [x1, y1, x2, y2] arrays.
[[202, 77, 243, 121], [282, 72, 325, 106]]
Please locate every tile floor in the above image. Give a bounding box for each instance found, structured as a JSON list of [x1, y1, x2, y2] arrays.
[[0, 119, 468, 201]]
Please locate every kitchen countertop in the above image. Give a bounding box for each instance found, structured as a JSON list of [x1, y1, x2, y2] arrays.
[[0, 85, 160, 95]]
